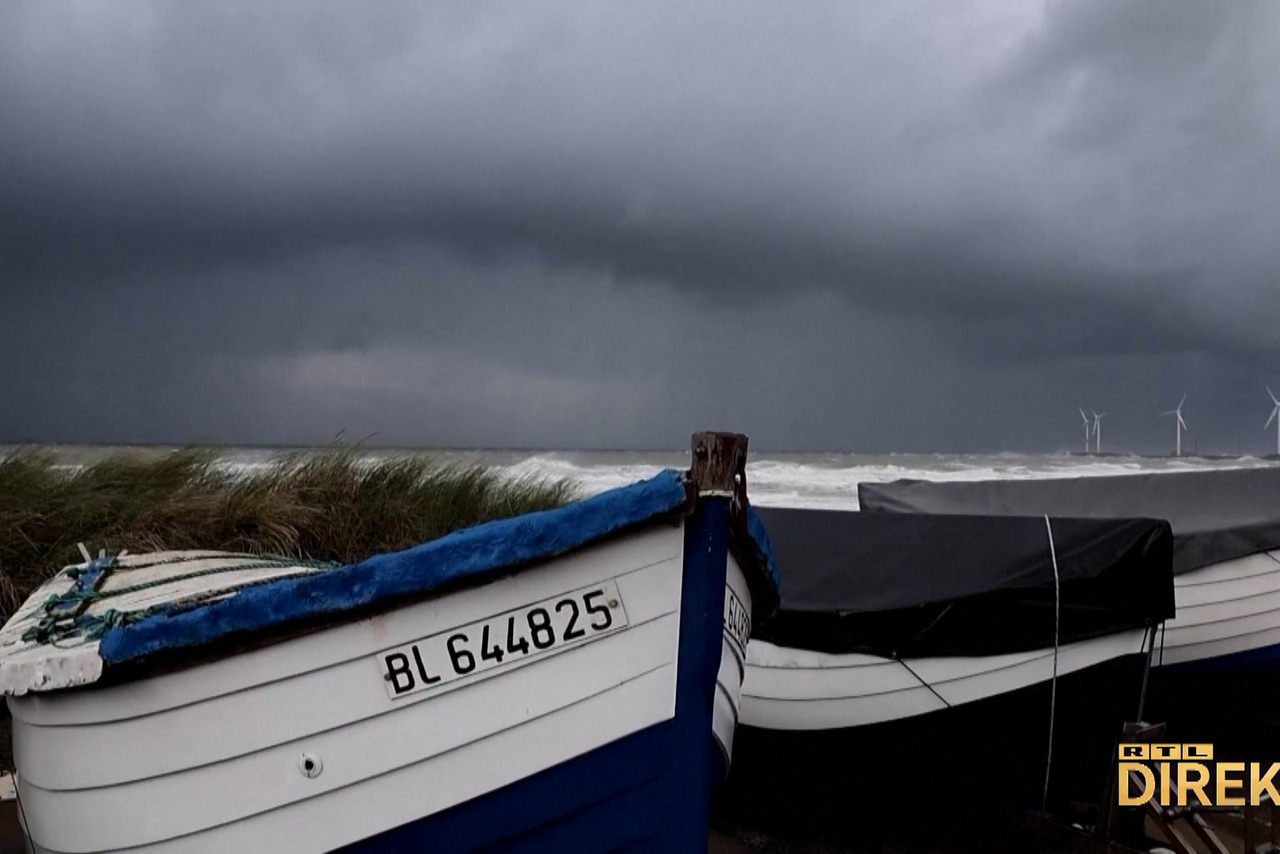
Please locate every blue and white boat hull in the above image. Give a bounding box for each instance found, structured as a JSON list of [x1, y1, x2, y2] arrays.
[[2, 433, 780, 854], [1150, 548, 1280, 670]]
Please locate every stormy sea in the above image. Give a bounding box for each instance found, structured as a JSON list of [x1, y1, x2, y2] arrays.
[[14, 444, 1280, 509]]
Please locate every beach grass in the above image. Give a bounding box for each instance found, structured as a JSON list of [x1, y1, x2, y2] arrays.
[[0, 446, 580, 620]]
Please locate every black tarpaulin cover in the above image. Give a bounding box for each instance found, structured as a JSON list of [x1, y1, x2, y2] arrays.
[[857, 467, 1280, 574], [753, 507, 1174, 658]]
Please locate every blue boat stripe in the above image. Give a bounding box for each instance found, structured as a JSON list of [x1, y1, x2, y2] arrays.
[[668, 494, 733, 845]]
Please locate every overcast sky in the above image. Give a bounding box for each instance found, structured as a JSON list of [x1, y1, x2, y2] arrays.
[[4, 1, 1280, 453]]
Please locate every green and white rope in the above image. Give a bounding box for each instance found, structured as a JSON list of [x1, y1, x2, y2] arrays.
[[21, 553, 340, 646]]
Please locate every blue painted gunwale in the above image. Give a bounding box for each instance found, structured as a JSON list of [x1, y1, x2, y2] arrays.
[[1155, 639, 1280, 676], [334, 494, 739, 853]]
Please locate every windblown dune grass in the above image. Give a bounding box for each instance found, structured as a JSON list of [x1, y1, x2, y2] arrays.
[[0, 446, 579, 621]]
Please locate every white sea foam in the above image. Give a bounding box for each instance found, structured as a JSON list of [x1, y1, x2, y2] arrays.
[[491, 452, 1280, 511]]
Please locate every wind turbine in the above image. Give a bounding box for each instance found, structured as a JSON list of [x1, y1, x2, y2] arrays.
[[1091, 411, 1106, 454], [1079, 408, 1091, 454], [1160, 394, 1188, 457], [1266, 387, 1280, 456]]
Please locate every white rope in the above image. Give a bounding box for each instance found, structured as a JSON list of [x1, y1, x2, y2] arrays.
[[1136, 623, 1156, 722], [1042, 514, 1061, 813]]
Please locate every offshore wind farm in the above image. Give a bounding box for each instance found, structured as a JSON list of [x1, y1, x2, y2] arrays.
[[1070, 389, 1280, 459]]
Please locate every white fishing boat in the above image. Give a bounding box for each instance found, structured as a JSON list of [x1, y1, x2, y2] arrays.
[[0, 431, 780, 854], [743, 628, 1152, 731], [855, 469, 1280, 755], [717, 507, 1175, 839], [737, 507, 1173, 732], [736, 468, 1280, 741], [857, 468, 1280, 675]]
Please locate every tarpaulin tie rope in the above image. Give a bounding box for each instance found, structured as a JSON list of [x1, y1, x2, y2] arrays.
[[61, 559, 338, 604], [1136, 622, 1156, 723], [894, 656, 951, 710], [20, 554, 338, 645], [1041, 514, 1061, 814]]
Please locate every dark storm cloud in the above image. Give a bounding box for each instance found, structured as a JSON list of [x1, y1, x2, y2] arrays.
[[3, 1, 1280, 451]]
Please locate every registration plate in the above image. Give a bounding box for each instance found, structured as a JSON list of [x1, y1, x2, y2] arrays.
[[378, 580, 629, 700], [723, 586, 750, 656]]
